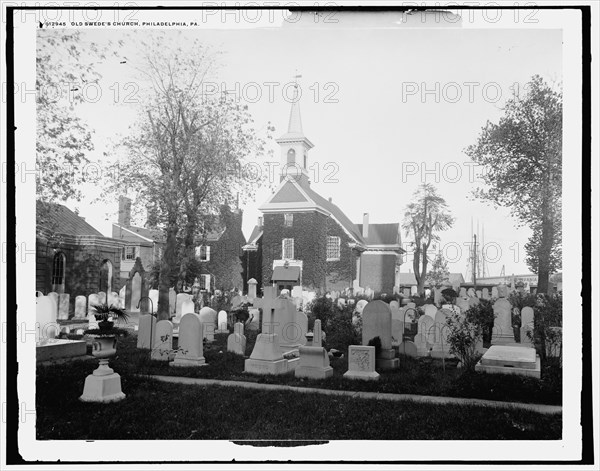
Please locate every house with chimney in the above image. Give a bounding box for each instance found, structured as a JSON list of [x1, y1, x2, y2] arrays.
[[243, 97, 404, 295], [36, 200, 125, 316], [113, 196, 247, 293]]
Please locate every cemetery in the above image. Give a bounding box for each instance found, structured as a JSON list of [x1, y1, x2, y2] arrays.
[[35, 281, 563, 440]]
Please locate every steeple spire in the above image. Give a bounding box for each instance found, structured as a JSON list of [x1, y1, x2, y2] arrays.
[[287, 73, 303, 135]]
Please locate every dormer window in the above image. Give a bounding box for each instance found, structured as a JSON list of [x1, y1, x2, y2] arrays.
[[287, 148, 296, 164]]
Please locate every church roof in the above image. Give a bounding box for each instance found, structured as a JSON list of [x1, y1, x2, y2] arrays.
[[271, 265, 301, 282], [37, 201, 104, 237], [355, 223, 400, 246]]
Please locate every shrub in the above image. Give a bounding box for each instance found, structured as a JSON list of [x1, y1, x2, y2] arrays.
[[508, 291, 537, 333], [464, 298, 495, 345], [445, 312, 483, 370], [529, 292, 562, 363], [367, 336, 382, 358], [306, 296, 361, 352]]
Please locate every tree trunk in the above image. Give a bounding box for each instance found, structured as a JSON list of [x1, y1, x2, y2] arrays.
[[537, 201, 554, 295], [158, 222, 178, 321]]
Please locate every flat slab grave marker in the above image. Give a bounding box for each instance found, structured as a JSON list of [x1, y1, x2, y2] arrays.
[[343, 345, 379, 381]]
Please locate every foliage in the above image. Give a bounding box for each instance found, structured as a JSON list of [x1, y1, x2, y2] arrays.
[[426, 252, 451, 289], [103, 32, 268, 319], [441, 288, 458, 304], [231, 302, 251, 325], [529, 292, 562, 362], [445, 312, 483, 370], [402, 184, 454, 296], [90, 303, 129, 323], [36, 30, 118, 203], [305, 296, 361, 351], [508, 290, 538, 333], [464, 298, 495, 345], [465, 75, 562, 293], [367, 336, 382, 358]]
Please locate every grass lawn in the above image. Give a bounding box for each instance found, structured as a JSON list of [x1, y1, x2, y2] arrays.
[[90, 331, 562, 406], [37, 363, 561, 440]]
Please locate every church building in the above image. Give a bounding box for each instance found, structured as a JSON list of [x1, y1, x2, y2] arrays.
[[243, 96, 404, 295]]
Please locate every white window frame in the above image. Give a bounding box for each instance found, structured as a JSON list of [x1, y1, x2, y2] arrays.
[[282, 238, 294, 260], [284, 213, 293, 227], [200, 274, 211, 290], [326, 236, 341, 261], [195, 245, 211, 262], [123, 246, 136, 260]]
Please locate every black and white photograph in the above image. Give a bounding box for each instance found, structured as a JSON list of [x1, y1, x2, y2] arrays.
[[1, 2, 597, 468]]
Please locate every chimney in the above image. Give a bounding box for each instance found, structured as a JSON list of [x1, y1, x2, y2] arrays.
[[362, 212, 369, 238], [118, 196, 132, 227], [258, 216, 263, 229]]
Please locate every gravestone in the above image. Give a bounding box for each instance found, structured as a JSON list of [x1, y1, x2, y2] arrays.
[[216, 310, 228, 333], [459, 287, 467, 298], [274, 298, 307, 353], [492, 297, 515, 345], [413, 314, 435, 356], [337, 298, 346, 310], [119, 286, 126, 308], [198, 306, 217, 342], [497, 284, 509, 298], [456, 297, 470, 314], [343, 346, 379, 381], [151, 320, 173, 361], [137, 314, 156, 349], [227, 322, 247, 356], [491, 286, 499, 298], [476, 289, 482, 298], [148, 289, 159, 313], [391, 319, 404, 346], [247, 308, 260, 331], [424, 304, 438, 319], [47, 292, 59, 315], [355, 299, 368, 315], [74, 295, 87, 318], [36, 294, 58, 343], [171, 313, 206, 367], [361, 300, 399, 370], [176, 293, 193, 321], [475, 345, 540, 378], [410, 286, 418, 296], [247, 278, 258, 300], [481, 288, 490, 300], [429, 309, 453, 358], [88, 293, 100, 315], [245, 330, 288, 375], [295, 320, 333, 379], [98, 291, 107, 305], [57, 293, 70, 320], [182, 299, 195, 316], [398, 340, 418, 357], [520, 306, 535, 345]]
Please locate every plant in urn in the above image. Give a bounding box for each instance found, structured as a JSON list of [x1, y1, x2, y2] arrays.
[[79, 303, 129, 403]]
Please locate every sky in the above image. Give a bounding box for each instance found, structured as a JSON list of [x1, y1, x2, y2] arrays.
[[40, 11, 562, 280]]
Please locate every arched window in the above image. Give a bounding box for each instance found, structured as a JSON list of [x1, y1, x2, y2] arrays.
[[51, 252, 66, 293], [287, 148, 296, 165]]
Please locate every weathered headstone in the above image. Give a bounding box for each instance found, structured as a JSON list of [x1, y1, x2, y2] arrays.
[[47, 292, 59, 315], [137, 314, 156, 349], [247, 278, 258, 300], [98, 291, 107, 305], [391, 319, 404, 345], [491, 286, 499, 298], [57, 293, 70, 320], [88, 293, 100, 315], [107, 291, 119, 308], [176, 293, 193, 321], [148, 289, 159, 313], [74, 295, 87, 318], [171, 313, 206, 367], [275, 298, 307, 353], [398, 340, 418, 357], [481, 288, 490, 300], [198, 306, 217, 342], [36, 294, 58, 343], [247, 308, 260, 331], [182, 299, 195, 315], [118, 286, 126, 308], [151, 320, 173, 361], [362, 300, 399, 370], [413, 314, 435, 356], [492, 297, 515, 345], [343, 345, 379, 381], [227, 322, 247, 356], [355, 299, 368, 315], [456, 297, 470, 313], [245, 331, 288, 375], [312, 319, 323, 348], [217, 310, 228, 333], [424, 304, 437, 319], [459, 287, 467, 298]]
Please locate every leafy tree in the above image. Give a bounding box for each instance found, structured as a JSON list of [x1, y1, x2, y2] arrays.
[[426, 251, 450, 289], [106, 33, 266, 320], [465, 75, 562, 294], [402, 184, 454, 296], [36, 30, 118, 204]]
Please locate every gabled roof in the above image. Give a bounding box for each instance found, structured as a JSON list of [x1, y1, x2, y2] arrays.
[[356, 223, 400, 246], [113, 223, 165, 243], [246, 225, 263, 245], [37, 201, 103, 237]]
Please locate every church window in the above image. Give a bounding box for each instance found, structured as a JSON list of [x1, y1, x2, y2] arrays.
[[287, 148, 296, 164], [123, 246, 137, 260], [284, 213, 293, 227], [282, 238, 294, 260], [195, 245, 211, 262], [51, 252, 66, 291], [327, 236, 341, 261]]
